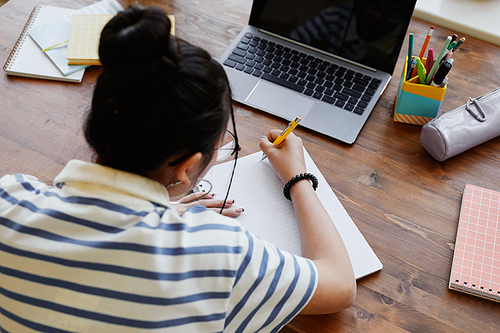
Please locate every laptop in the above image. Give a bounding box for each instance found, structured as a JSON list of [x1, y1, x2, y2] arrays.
[[219, 0, 417, 144]]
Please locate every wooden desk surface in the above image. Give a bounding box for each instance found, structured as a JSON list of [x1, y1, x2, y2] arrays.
[[1, 0, 499, 332]]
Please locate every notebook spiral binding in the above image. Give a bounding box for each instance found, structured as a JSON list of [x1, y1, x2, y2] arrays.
[[3, 6, 41, 72], [451, 279, 500, 302]]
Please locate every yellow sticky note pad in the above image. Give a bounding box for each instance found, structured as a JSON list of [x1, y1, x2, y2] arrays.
[[67, 14, 114, 65], [67, 14, 175, 66]]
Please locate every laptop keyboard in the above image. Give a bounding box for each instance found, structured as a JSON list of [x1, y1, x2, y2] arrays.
[[223, 33, 382, 115]]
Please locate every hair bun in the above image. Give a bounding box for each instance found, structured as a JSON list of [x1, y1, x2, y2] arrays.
[[98, 5, 178, 82]]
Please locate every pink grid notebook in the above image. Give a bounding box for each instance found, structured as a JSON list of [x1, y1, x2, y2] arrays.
[[449, 184, 500, 303]]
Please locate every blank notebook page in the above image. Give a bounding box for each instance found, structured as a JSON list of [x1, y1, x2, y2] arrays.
[[204, 149, 382, 279]]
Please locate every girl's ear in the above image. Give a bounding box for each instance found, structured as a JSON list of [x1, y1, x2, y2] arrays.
[[173, 152, 203, 186]]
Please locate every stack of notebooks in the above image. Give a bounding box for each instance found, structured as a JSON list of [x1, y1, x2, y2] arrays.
[[449, 184, 500, 303], [3, 0, 123, 82]]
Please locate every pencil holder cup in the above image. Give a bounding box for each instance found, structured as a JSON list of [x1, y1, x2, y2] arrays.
[[394, 56, 447, 125]]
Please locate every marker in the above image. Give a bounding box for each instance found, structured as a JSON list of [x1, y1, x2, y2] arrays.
[[452, 37, 466, 52], [426, 36, 452, 85], [426, 48, 434, 74], [431, 61, 452, 86], [416, 57, 427, 84], [261, 116, 301, 161]]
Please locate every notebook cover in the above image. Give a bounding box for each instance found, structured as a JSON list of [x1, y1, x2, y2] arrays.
[[449, 184, 500, 303], [3, 6, 84, 82]]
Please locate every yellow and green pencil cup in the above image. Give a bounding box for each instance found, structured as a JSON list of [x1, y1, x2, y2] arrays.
[[394, 56, 447, 125]]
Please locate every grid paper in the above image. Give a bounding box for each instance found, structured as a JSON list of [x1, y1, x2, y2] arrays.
[[67, 14, 114, 65], [450, 184, 500, 301]]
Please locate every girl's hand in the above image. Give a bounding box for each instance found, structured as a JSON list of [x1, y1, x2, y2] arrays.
[[171, 192, 244, 218], [259, 129, 307, 184]]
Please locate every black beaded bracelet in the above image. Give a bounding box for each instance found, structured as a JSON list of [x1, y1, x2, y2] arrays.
[[283, 173, 319, 200]]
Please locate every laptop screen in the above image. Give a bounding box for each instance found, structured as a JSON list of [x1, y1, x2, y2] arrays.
[[249, 0, 416, 73]]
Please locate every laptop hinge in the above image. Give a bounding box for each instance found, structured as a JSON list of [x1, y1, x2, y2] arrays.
[[259, 29, 377, 73]]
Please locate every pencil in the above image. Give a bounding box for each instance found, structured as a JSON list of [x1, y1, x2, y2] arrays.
[[261, 116, 302, 161], [408, 33, 414, 70], [273, 116, 301, 145], [412, 26, 434, 77], [419, 26, 434, 59]]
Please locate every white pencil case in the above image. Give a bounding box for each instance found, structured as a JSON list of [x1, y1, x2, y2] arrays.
[[420, 87, 500, 161]]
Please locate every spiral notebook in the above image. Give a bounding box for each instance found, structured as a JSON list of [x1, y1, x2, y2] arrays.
[[3, 6, 85, 82], [204, 149, 383, 279], [449, 184, 500, 303]]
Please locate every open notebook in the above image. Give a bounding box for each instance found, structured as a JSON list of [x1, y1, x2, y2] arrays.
[[204, 149, 382, 279]]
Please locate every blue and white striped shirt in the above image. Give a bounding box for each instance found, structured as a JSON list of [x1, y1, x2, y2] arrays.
[[0, 160, 317, 332]]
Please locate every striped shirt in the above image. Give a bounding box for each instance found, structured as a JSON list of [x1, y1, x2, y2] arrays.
[[0, 160, 317, 332]]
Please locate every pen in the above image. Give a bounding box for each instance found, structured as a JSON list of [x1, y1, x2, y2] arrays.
[[451, 34, 458, 42], [261, 116, 302, 160], [416, 57, 426, 84], [453, 37, 466, 52], [439, 77, 449, 87], [426, 36, 451, 85], [406, 57, 417, 80]]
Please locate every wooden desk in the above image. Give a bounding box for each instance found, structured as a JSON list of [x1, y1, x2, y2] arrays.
[[1, 0, 499, 331]]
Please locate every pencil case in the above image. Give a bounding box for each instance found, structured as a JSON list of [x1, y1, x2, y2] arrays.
[[420, 87, 500, 161]]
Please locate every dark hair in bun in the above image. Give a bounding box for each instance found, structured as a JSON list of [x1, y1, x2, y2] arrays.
[[84, 5, 235, 176]]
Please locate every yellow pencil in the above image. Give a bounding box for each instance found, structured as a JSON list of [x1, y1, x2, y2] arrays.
[[261, 116, 301, 161], [273, 116, 301, 145]]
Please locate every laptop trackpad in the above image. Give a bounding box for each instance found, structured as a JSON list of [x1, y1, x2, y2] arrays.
[[245, 81, 314, 120]]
